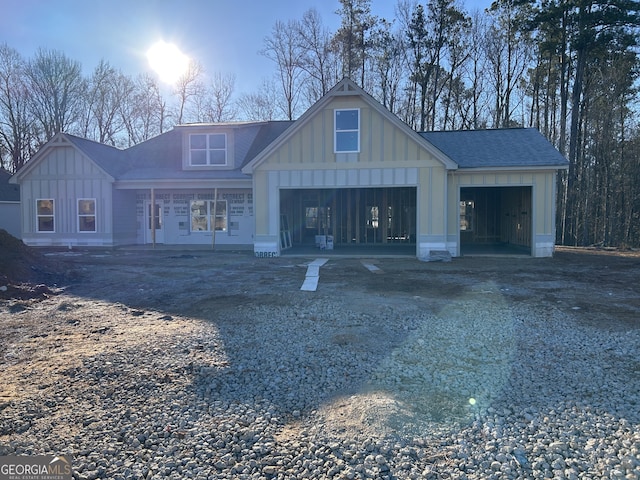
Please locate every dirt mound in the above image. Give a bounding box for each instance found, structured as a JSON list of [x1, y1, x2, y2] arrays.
[[0, 229, 70, 300]]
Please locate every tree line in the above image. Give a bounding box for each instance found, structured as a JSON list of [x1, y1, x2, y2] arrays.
[[1, 0, 639, 248]]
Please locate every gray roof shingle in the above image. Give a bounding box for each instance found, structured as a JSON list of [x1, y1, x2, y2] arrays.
[[116, 121, 294, 181], [0, 169, 20, 201], [64, 134, 127, 177], [420, 128, 568, 169], [65, 125, 567, 181]]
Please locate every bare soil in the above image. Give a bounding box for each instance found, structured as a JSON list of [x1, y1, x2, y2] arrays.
[[1, 235, 639, 444]]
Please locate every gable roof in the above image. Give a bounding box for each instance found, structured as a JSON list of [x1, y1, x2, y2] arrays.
[[117, 121, 293, 182], [242, 78, 458, 174], [420, 128, 568, 170], [0, 169, 20, 201], [65, 134, 127, 177], [11, 122, 294, 185], [10, 133, 124, 183]]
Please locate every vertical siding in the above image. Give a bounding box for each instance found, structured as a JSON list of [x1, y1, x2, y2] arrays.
[[448, 170, 559, 247], [258, 97, 443, 169], [112, 189, 137, 244], [19, 145, 115, 246], [254, 171, 270, 234], [252, 96, 448, 251]]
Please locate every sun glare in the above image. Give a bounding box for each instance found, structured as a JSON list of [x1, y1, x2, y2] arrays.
[[146, 41, 190, 85]]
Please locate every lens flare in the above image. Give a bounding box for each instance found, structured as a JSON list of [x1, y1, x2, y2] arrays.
[[146, 41, 189, 84]]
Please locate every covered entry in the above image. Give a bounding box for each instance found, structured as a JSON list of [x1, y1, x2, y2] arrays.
[[459, 186, 532, 255], [280, 187, 416, 247]]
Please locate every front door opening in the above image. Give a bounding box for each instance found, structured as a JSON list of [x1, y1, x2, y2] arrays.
[[460, 186, 532, 255], [145, 201, 164, 244], [280, 187, 416, 247]]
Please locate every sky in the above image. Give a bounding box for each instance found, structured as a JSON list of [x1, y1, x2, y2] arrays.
[[1, 0, 493, 94]]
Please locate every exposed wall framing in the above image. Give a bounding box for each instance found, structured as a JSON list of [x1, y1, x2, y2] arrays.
[[460, 186, 532, 251], [280, 187, 417, 246]]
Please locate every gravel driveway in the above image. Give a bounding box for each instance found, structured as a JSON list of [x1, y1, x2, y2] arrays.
[[1, 248, 639, 479]]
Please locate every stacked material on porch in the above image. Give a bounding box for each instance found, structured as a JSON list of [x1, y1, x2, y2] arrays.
[[315, 235, 334, 250]]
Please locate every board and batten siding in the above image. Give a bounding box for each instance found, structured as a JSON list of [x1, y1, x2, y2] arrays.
[[448, 170, 559, 257], [19, 145, 115, 247], [253, 96, 449, 257]]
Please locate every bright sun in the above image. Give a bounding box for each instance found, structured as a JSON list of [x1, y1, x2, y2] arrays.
[[146, 41, 190, 84]]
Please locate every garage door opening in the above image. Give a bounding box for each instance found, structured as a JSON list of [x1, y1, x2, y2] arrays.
[[460, 186, 532, 256], [280, 188, 416, 250]]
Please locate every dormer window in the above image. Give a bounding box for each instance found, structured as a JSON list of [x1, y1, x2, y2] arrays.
[[335, 109, 360, 153], [190, 133, 227, 166]]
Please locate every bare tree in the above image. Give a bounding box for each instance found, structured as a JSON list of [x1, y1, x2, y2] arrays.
[[205, 72, 237, 122], [26, 48, 85, 142], [0, 44, 34, 172], [237, 78, 280, 121], [120, 73, 168, 146], [485, 0, 532, 128], [369, 19, 406, 115], [173, 60, 205, 124], [296, 8, 339, 101], [262, 19, 306, 120], [82, 60, 134, 145], [461, 10, 490, 129]]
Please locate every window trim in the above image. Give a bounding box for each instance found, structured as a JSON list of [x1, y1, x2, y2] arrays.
[[334, 108, 360, 153], [190, 199, 228, 233], [77, 198, 97, 233], [36, 198, 55, 233], [189, 133, 227, 166]]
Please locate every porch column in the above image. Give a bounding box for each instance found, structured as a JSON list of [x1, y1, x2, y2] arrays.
[[151, 187, 156, 248]]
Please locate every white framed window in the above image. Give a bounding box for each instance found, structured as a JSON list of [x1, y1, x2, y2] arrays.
[[189, 133, 227, 166], [78, 198, 96, 232], [36, 199, 55, 232], [335, 109, 360, 153], [190, 199, 227, 232]]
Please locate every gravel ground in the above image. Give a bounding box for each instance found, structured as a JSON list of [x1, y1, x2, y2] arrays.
[[1, 249, 639, 479]]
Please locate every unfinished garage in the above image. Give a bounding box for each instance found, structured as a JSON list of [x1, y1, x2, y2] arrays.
[[279, 187, 416, 248], [459, 186, 532, 255]]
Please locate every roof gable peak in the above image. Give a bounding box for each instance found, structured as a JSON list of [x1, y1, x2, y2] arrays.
[[242, 78, 457, 173], [331, 77, 361, 95]]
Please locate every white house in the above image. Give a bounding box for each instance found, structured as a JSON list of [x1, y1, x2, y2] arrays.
[[9, 78, 568, 257]]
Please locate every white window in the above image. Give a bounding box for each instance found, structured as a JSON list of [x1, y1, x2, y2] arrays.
[[335, 109, 360, 153], [189, 133, 227, 166], [36, 199, 54, 232], [78, 199, 96, 232], [190, 199, 227, 232]]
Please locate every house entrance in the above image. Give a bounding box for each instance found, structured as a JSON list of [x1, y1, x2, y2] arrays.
[[459, 186, 532, 255], [144, 200, 164, 244], [280, 187, 416, 247]]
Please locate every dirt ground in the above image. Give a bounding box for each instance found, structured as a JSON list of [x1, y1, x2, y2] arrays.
[[1, 233, 639, 444], [1, 232, 639, 353]]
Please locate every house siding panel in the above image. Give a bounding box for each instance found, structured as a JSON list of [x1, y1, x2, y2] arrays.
[[19, 145, 115, 247], [131, 188, 253, 247], [0, 202, 21, 238], [448, 170, 559, 257], [251, 96, 449, 256]]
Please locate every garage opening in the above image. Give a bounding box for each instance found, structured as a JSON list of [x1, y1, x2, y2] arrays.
[[280, 188, 416, 250], [460, 186, 532, 255]]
